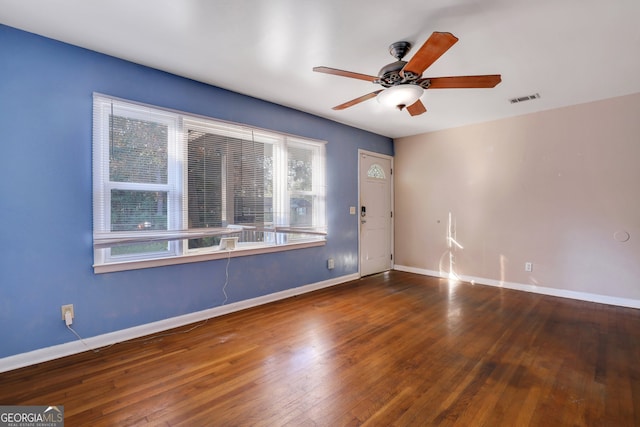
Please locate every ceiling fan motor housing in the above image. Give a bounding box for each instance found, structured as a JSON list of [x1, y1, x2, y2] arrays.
[[377, 60, 407, 87], [377, 41, 422, 87]]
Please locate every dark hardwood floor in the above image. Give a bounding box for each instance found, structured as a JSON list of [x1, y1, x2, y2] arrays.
[[1, 271, 639, 426]]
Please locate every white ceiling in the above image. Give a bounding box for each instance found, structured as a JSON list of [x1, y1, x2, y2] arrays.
[[1, 0, 639, 138]]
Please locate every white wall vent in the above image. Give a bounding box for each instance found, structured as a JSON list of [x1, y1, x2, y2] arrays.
[[509, 93, 540, 104]]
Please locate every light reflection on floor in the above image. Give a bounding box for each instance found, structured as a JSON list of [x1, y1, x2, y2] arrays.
[[253, 316, 341, 422]]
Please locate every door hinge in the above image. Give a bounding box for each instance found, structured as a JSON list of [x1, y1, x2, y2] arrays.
[[391, 254, 393, 260], [391, 211, 393, 218]]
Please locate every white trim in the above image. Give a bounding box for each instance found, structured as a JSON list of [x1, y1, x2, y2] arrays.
[[394, 265, 640, 309], [93, 92, 328, 145], [0, 273, 358, 373], [94, 240, 325, 273]]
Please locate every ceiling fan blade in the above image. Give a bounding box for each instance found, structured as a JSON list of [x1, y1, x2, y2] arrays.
[[313, 66, 378, 82], [332, 90, 383, 110], [402, 32, 459, 78], [427, 75, 502, 89], [406, 99, 427, 116]]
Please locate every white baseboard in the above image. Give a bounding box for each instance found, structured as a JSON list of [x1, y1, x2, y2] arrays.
[[0, 273, 359, 374], [394, 265, 640, 310]]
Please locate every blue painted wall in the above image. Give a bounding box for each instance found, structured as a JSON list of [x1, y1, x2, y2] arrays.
[[0, 24, 393, 358]]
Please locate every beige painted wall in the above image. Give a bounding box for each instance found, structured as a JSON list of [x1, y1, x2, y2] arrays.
[[394, 92, 640, 301]]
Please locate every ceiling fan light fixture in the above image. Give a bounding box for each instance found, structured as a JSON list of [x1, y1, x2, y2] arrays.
[[377, 84, 424, 110]]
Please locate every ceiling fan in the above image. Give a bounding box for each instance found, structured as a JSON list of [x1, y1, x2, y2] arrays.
[[313, 32, 501, 116]]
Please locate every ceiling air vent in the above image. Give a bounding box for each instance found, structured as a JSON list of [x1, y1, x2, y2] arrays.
[[510, 93, 540, 104]]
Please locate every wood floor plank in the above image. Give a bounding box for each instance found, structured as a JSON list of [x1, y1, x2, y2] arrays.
[[1, 271, 639, 426]]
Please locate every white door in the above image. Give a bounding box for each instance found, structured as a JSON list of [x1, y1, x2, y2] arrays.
[[359, 151, 393, 276]]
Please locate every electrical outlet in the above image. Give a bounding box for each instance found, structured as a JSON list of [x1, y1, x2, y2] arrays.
[[61, 304, 74, 321], [327, 258, 335, 270], [525, 262, 533, 272]]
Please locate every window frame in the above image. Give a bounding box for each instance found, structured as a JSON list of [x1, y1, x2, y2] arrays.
[[286, 138, 326, 243], [93, 94, 326, 273]]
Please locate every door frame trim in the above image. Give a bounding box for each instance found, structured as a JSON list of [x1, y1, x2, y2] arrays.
[[358, 149, 394, 277]]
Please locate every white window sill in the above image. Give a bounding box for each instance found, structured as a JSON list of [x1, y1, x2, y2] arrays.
[[93, 240, 326, 274]]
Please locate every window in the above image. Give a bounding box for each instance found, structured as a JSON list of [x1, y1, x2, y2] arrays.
[[367, 164, 386, 180], [93, 95, 326, 272]]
